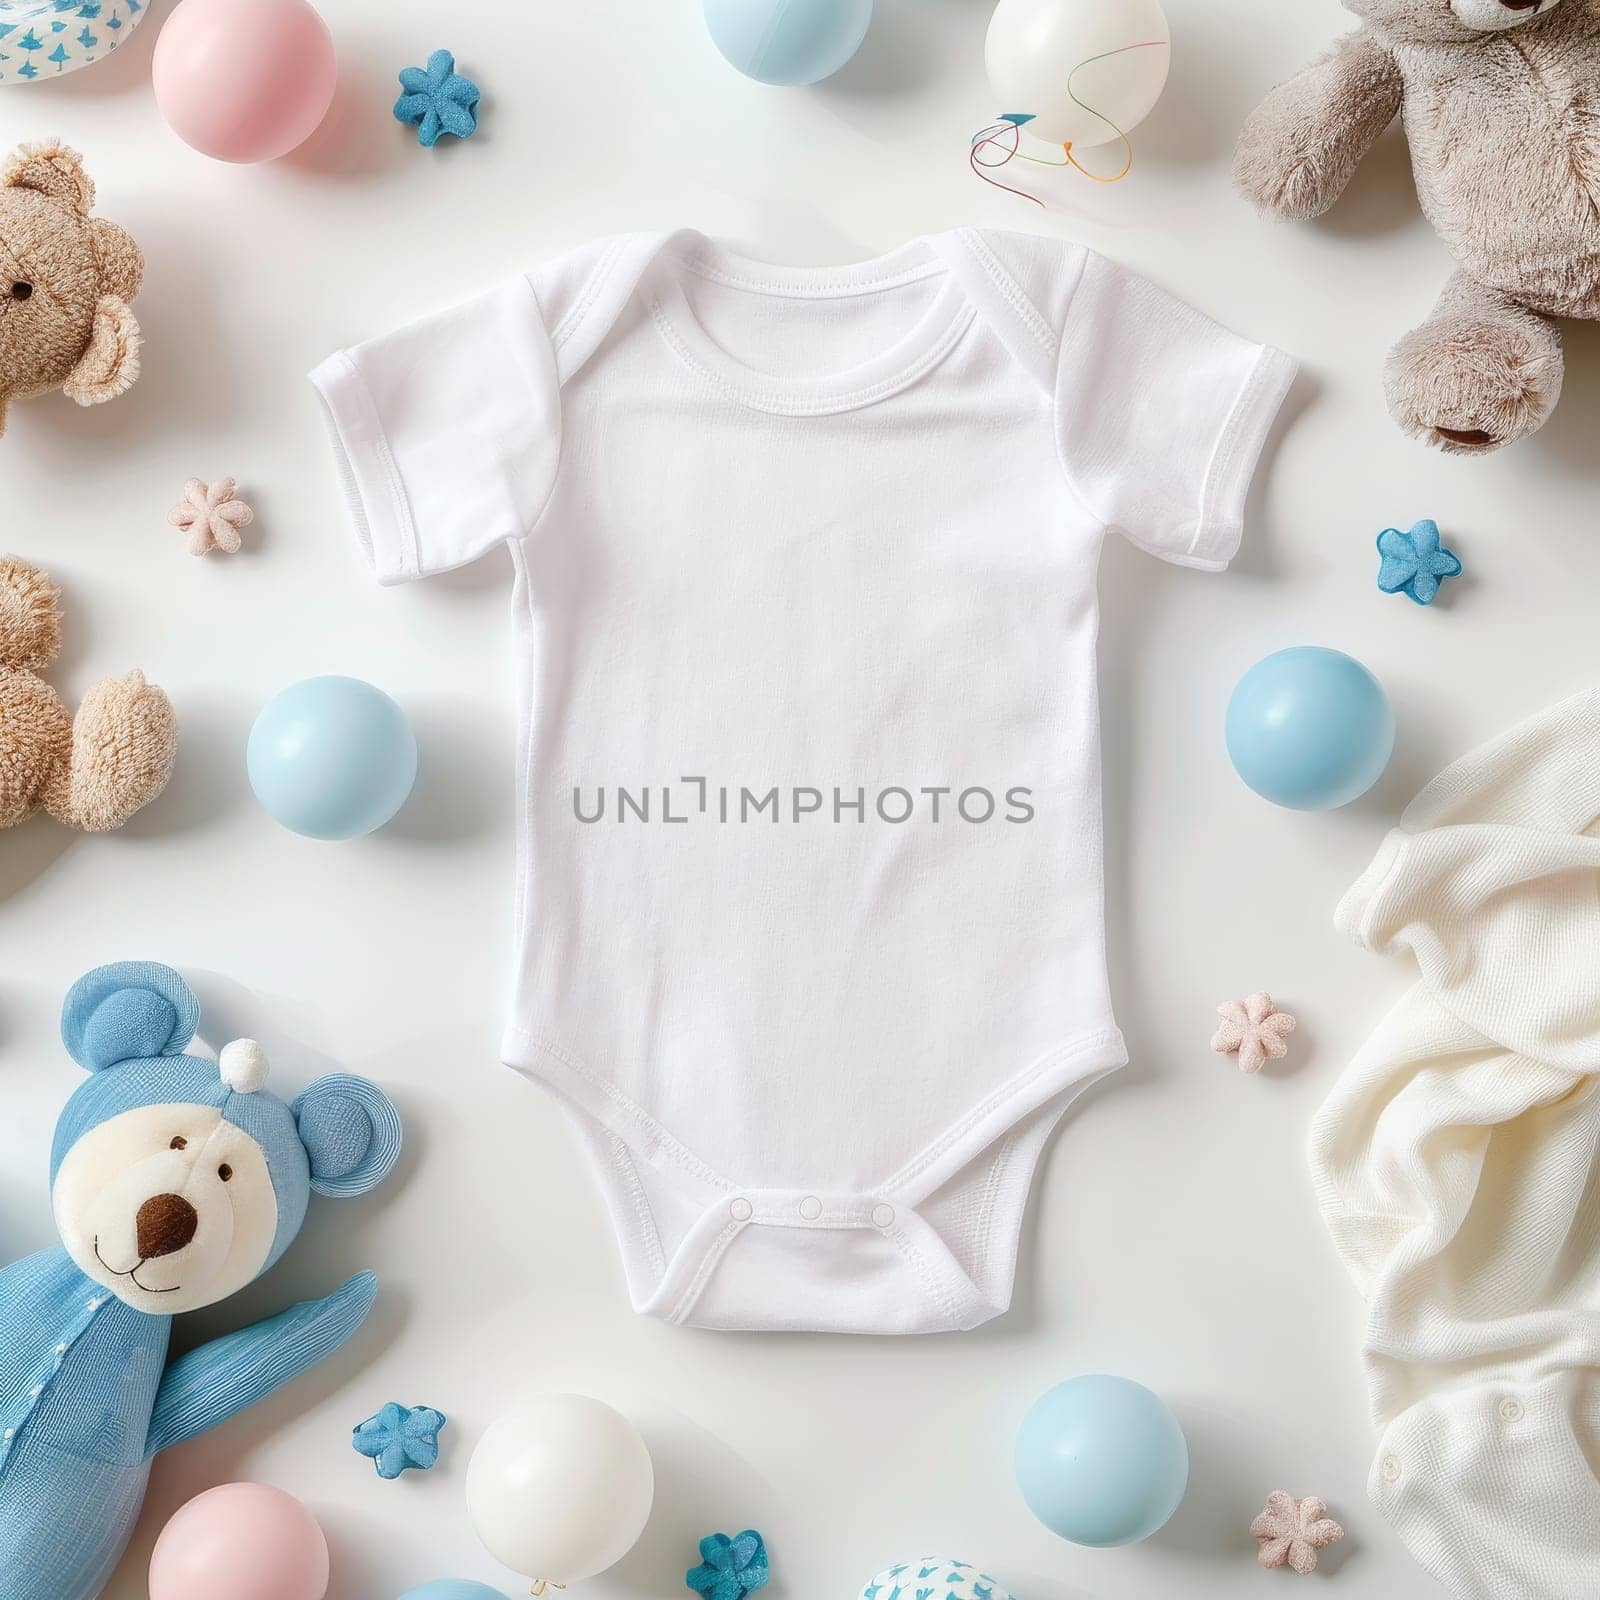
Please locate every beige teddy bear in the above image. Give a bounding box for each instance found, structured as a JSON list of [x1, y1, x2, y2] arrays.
[[0, 139, 143, 438], [1234, 0, 1598, 454], [0, 557, 175, 831]]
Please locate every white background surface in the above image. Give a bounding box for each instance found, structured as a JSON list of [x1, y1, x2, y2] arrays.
[[4, 1, 1598, 1596]]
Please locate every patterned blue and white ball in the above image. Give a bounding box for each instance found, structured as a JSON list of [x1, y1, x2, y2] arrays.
[[857, 1559, 1013, 1600], [0, 0, 150, 85]]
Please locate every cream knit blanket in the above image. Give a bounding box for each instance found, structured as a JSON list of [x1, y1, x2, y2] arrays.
[[1311, 687, 1600, 1600]]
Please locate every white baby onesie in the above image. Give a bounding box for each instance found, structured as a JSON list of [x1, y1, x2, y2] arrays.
[[312, 229, 1293, 1334], [1312, 688, 1600, 1599]]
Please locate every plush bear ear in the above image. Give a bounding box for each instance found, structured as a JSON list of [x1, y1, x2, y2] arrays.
[[63, 295, 142, 407], [290, 1073, 403, 1198], [60, 961, 201, 1072], [89, 218, 143, 302], [2, 139, 94, 216]]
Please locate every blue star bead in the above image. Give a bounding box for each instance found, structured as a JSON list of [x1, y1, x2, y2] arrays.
[[394, 48, 480, 147], [1376, 517, 1462, 606], [686, 1530, 770, 1600], [351, 1401, 446, 1479]]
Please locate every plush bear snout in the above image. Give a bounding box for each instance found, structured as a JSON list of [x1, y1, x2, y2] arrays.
[[135, 1192, 198, 1259], [1449, 0, 1557, 26]]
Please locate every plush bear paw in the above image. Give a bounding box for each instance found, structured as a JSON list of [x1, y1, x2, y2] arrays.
[[47, 669, 177, 831], [0, 672, 71, 829], [1233, 68, 1382, 224], [1384, 308, 1563, 455], [0, 557, 63, 671], [1233, 122, 1347, 222]]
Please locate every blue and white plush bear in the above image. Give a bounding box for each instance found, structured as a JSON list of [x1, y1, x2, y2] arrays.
[[0, 961, 403, 1600]]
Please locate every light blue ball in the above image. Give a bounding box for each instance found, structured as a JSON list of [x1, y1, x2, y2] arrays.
[[1015, 1375, 1188, 1548], [1226, 646, 1395, 811], [397, 1585, 511, 1600], [704, 0, 874, 85], [248, 676, 418, 840]]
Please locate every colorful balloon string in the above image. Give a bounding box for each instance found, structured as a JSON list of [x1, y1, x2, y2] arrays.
[[970, 39, 1169, 207]]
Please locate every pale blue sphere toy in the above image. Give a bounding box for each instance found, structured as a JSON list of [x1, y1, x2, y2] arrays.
[[1226, 646, 1394, 811], [248, 676, 418, 840], [1015, 1375, 1189, 1548], [704, 0, 874, 85], [397, 1584, 511, 1600]]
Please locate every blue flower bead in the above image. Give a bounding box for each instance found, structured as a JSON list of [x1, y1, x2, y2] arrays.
[[1376, 518, 1462, 606], [394, 49, 480, 147], [687, 1530, 769, 1600], [352, 1401, 447, 1478]]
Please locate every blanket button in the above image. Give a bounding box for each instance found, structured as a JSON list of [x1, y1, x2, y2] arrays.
[[1380, 1453, 1401, 1483], [798, 1196, 823, 1221], [1498, 1397, 1524, 1423], [871, 1203, 895, 1228], [729, 1198, 753, 1223]]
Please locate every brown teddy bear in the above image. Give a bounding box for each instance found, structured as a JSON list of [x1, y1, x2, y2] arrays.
[[0, 139, 143, 437], [1233, 0, 1598, 455], [0, 557, 175, 831]]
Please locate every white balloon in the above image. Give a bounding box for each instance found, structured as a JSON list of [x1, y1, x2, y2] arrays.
[[984, 0, 1171, 151], [465, 1396, 655, 1588]]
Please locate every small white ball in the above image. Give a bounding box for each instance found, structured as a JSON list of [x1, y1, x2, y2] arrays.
[[466, 1396, 654, 1586], [985, 0, 1171, 150], [218, 1038, 270, 1094]]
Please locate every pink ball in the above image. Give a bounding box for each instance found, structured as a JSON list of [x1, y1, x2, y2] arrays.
[[153, 0, 337, 164], [148, 1483, 330, 1600]]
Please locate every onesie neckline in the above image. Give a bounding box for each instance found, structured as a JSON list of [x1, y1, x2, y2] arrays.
[[644, 230, 976, 418]]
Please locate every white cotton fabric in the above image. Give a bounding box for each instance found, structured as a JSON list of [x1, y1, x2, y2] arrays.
[[312, 228, 1293, 1334], [1312, 688, 1600, 1597]]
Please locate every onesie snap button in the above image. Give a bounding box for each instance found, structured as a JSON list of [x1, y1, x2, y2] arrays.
[[729, 1198, 753, 1223], [1380, 1453, 1401, 1483], [798, 1196, 823, 1221], [1498, 1396, 1525, 1423], [871, 1203, 895, 1228]]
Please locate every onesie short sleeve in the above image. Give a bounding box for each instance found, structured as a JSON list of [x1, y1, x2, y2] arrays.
[[309, 276, 559, 584], [1056, 251, 1295, 571]]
